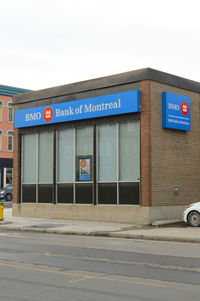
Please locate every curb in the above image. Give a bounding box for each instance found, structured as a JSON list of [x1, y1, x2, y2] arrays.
[[1, 224, 200, 243], [152, 219, 183, 226], [107, 232, 200, 243]]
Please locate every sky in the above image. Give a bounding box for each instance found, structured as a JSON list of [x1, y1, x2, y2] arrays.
[[1, 0, 200, 91]]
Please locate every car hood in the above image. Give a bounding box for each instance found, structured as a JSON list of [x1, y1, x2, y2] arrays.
[[188, 202, 200, 208]]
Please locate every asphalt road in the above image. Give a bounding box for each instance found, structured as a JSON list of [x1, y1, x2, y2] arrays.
[[0, 230, 200, 301]]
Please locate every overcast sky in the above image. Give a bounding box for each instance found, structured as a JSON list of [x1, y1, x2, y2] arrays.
[[1, 0, 200, 90]]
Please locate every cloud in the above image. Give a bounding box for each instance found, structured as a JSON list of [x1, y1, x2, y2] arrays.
[[0, 0, 199, 89]]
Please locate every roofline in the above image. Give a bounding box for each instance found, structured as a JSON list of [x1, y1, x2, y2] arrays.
[[13, 68, 200, 104], [0, 84, 32, 97]]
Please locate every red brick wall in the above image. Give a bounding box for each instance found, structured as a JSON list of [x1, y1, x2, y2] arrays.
[[0, 94, 14, 158]]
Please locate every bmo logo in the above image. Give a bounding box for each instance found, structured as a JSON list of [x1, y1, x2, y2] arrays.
[[43, 107, 53, 122], [181, 102, 189, 115], [168, 103, 180, 111], [168, 101, 189, 116], [25, 112, 41, 122]]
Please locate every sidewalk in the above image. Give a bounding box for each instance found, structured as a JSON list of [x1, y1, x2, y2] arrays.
[[1, 208, 200, 243]]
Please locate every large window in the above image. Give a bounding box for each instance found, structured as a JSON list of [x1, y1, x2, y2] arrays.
[[22, 133, 37, 202], [57, 127, 93, 204], [21, 131, 53, 203], [97, 121, 140, 204], [21, 121, 140, 205], [119, 121, 140, 204], [98, 124, 117, 204], [75, 127, 93, 204], [38, 131, 53, 203], [57, 128, 74, 203]]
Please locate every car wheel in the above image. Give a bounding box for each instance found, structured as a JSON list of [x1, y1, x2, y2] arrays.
[[5, 193, 12, 202], [187, 211, 200, 227]]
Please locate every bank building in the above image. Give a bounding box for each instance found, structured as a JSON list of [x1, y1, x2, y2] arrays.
[[12, 68, 200, 224]]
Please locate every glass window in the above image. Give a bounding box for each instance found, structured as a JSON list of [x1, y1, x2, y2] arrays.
[[21, 120, 140, 205], [98, 124, 117, 181], [5, 168, 13, 185], [76, 127, 93, 156], [75, 127, 93, 203], [0, 101, 3, 122], [23, 134, 36, 183], [8, 136, 13, 151], [0, 131, 2, 151], [8, 105, 14, 123], [58, 129, 73, 182], [119, 121, 140, 181], [7, 131, 14, 152], [76, 127, 93, 182], [38, 131, 53, 183]]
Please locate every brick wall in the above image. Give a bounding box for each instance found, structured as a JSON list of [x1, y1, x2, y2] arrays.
[[140, 81, 152, 206], [13, 105, 19, 204], [151, 82, 200, 206], [0, 94, 14, 158], [13, 80, 200, 208]]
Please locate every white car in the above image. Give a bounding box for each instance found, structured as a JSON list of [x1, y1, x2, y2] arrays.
[[183, 202, 200, 227]]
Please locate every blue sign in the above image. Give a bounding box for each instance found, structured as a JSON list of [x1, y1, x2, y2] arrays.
[[15, 90, 141, 128], [162, 92, 191, 131]]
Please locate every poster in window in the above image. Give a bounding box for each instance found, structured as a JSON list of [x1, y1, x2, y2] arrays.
[[79, 158, 91, 181]]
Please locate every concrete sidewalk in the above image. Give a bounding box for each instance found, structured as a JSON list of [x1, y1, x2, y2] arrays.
[[1, 208, 200, 243]]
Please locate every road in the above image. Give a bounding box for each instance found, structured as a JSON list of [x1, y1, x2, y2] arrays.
[[0, 230, 200, 301]]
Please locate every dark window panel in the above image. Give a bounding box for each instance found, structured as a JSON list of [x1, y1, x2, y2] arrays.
[[98, 183, 117, 204], [75, 183, 93, 204], [38, 184, 53, 203], [119, 182, 139, 205], [22, 184, 36, 203], [57, 184, 73, 203]]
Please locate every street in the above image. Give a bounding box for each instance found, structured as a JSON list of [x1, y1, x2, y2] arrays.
[[0, 230, 200, 301]]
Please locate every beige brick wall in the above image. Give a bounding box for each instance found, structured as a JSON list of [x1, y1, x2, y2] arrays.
[[140, 81, 152, 206], [151, 82, 200, 206]]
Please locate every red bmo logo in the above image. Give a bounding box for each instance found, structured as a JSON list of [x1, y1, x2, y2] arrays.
[[181, 102, 189, 115], [43, 107, 53, 122]]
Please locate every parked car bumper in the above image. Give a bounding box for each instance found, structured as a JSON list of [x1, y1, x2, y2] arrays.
[[183, 208, 189, 223]]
